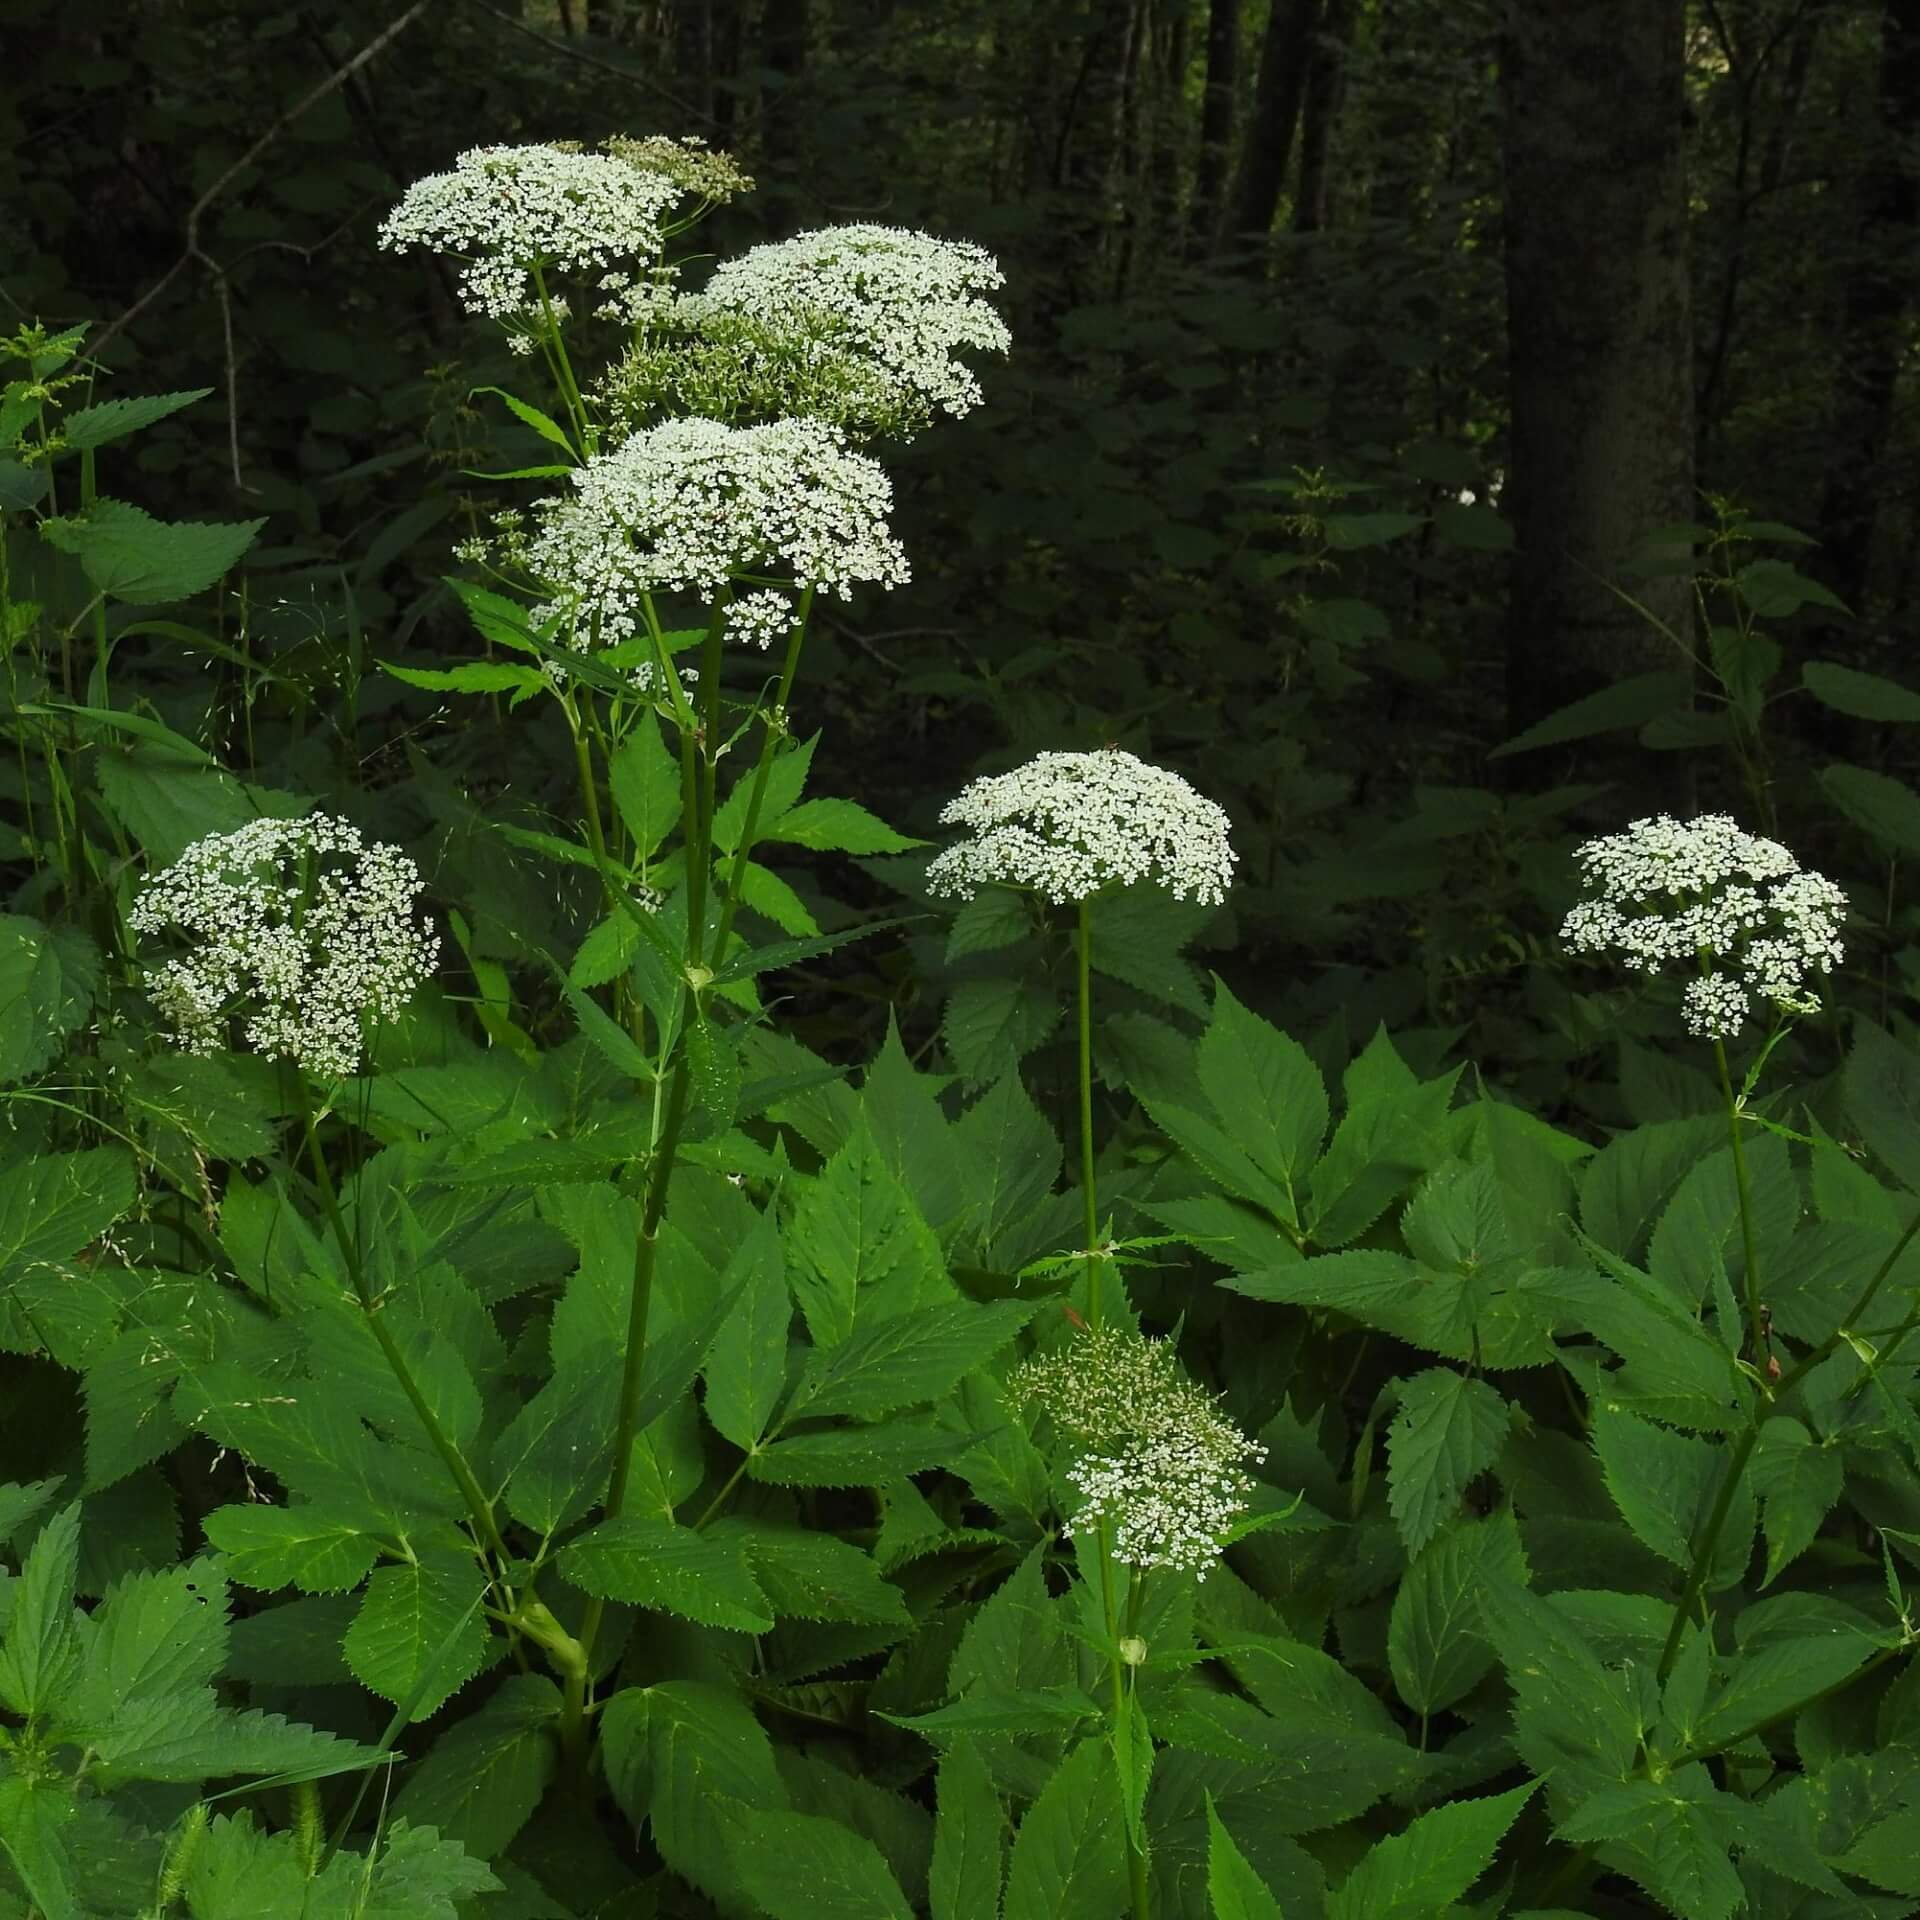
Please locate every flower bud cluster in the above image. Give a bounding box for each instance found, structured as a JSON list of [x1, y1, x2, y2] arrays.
[[1560, 813, 1846, 1039], [525, 416, 908, 643], [378, 143, 683, 318], [130, 815, 439, 1080], [695, 225, 1010, 421], [1013, 1324, 1264, 1579], [926, 748, 1236, 906]]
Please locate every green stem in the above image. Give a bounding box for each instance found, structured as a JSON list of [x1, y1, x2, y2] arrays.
[[1656, 1198, 1920, 1683], [1077, 898, 1102, 1326], [529, 259, 592, 456], [299, 1098, 508, 1562], [709, 586, 813, 966], [572, 718, 609, 869], [1713, 1037, 1765, 1356]]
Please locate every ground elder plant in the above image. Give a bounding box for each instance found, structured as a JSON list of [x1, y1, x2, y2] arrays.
[[5, 140, 1920, 1920]]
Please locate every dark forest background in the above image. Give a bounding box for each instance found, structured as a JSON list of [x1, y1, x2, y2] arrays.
[[9, 0, 1920, 1113]]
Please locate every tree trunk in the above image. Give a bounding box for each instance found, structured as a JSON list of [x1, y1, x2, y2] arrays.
[[1231, 0, 1317, 238], [1291, 0, 1355, 231], [1188, 0, 1240, 251], [1500, 0, 1695, 776], [1816, 0, 1920, 624]]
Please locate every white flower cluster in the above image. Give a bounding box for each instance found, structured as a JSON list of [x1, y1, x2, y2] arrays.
[[1014, 1325, 1264, 1580], [926, 748, 1236, 906], [725, 588, 802, 651], [378, 144, 682, 318], [603, 134, 753, 206], [697, 224, 1010, 420], [130, 815, 439, 1079], [1561, 813, 1847, 1039], [525, 416, 908, 643]]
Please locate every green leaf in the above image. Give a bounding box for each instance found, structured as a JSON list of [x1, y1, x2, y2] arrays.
[[557, 1516, 774, 1632], [0, 916, 97, 1086], [1431, 499, 1513, 551], [931, 1737, 1007, 1920], [0, 1146, 135, 1319], [1845, 1019, 1920, 1193], [203, 1503, 379, 1594], [950, 1073, 1061, 1261], [0, 1501, 81, 1717], [391, 1674, 560, 1861], [788, 1115, 951, 1346], [1489, 669, 1691, 759], [704, 1206, 792, 1450], [1322, 510, 1425, 548], [40, 498, 263, 604], [343, 1553, 490, 1721], [0, 1772, 79, 1920], [611, 717, 682, 861], [1328, 1782, 1536, 1919], [61, 388, 210, 450], [1734, 557, 1847, 617], [750, 1423, 970, 1488], [1821, 763, 1920, 856], [767, 795, 924, 854], [1112, 1692, 1153, 1856], [1003, 1737, 1127, 1920], [1591, 1402, 1744, 1578], [1690, 1628, 1879, 1755], [714, 1523, 908, 1625], [1804, 661, 1920, 722], [381, 660, 542, 695], [1554, 1769, 1744, 1920], [943, 973, 1060, 1085], [600, 1680, 787, 1907], [1750, 1416, 1845, 1584], [1388, 1507, 1529, 1716], [722, 1804, 915, 1918], [0, 1477, 63, 1546], [472, 386, 578, 454], [947, 1545, 1067, 1704], [792, 1299, 1035, 1422], [948, 888, 1032, 962], [714, 732, 818, 852], [1206, 1793, 1286, 1920], [1385, 1369, 1511, 1557], [886, 1687, 1099, 1739], [1198, 980, 1327, 1198]]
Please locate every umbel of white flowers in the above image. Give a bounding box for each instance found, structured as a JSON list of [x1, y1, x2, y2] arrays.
[[378, 142, 693, 320], [695, 224, 1011, 421], [523, 415, 909, 644], [130, 815, 439, 1080], [926, 747, 1237, 906], [1560, 812, 1847, 1040], [1014, 1324, 1265, 1579]]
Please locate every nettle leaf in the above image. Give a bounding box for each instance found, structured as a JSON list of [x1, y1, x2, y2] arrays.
[[1003, 1736, 1128, 1920], [40, 498, 263, 604], [600, 1680, 788, 1907], [0, 1148, 136, 1350], [1591, 1402, 1749, 1584], [720, 1803, 915, 1919], [1326, 1781, 1536, 1920], [558, 1516, 774, 1633], [930, 1737, 1007, 1920], [947, 887, 1032, 962], [1386, 1368, 1511, 1557], [342, 1551, 491, 1721], [61, 386, 211, 449], [1198, 979, 1328, 1200], [0, 1501, 83, 1717], [1389, 1506, 1530, 1716], [391, 1673, 560, 1862]]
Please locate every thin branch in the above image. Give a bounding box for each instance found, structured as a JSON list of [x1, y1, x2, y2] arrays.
[[462, 0, 717, 125], [87, 0, 435, 362]]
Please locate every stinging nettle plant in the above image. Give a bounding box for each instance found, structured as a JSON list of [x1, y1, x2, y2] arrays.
[[7, 126, 1920, 1920]]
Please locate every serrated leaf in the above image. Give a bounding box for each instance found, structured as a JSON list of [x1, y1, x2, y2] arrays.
[[557, 1516, 773, 1632], [1804, 661, 1920, 723], [1822, 763, 1920, 856], [1386, 1369, 1510, 1557], [721, 1803, 915, 1918], [1327, 1782, 1536, 1919], [391, 1674, 560, 1861], [472, 386, 577, 454], [1388, 1506, 1529, 1716], [767, 794, 924, 854], [1489, 669, 1690, 759], [1750, 1416, 1845, 1584], [931, 1736, 1006, 1920], [750, 1423, 970, 1488], [1198, 980, 1327, 1200], [792, 1299, 1035, 1422], [1554, 1768, 1743, 1920], [610, 717, 682, 860], [1591, 1402, 1745, 1579], [885, 1687, 1101, 1739], [0, 1501, 82, 1717], [41, 498, 263, 604], [343, 1553, 490, 1721], [704, 1206, 791, 1450], [0, 915, 97, 1086], [1003, 1737, 1127, 1920], [1206, 1792, 1287, 1919], [943, 973, 1060, 1084], [61, 388, 210, 449], [1477, 1581, 1643, 1785], [712, 1522, 907, 1625], [203, 1503, 379, 1594]]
